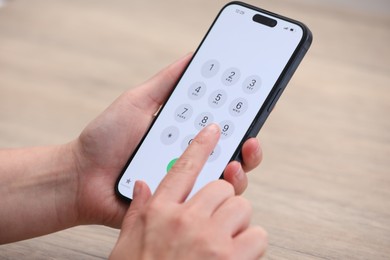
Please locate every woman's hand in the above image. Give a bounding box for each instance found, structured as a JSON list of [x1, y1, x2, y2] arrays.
[[110, 124, 267, 259], [0, 55, 262, 244], [73, 54, 263, 227]]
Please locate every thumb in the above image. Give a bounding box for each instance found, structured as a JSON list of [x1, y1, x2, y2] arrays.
[[121, 181, 152, 233], [130, 53, 192, 115]]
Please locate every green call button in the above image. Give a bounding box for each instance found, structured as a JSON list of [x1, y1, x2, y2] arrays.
[[166, 158, 178, 172]]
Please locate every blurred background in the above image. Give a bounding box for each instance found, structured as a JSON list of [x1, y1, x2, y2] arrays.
[[0, 0, 389, 259]]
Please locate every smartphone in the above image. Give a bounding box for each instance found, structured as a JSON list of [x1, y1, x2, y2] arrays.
[[116, 1, 312, 201]]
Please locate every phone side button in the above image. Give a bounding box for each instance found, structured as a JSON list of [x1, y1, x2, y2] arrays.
[[267, 88, 282, 113]]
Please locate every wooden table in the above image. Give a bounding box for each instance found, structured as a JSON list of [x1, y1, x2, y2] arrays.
[[1, 0, 389, 259]]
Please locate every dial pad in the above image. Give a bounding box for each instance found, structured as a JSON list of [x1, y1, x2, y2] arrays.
[[221, 67, 241, 86], [188, 81, 207, 100], [242, 75, 262, 94], [219, 120, 235, 139], [194, 112, 214, 130], [167, 59, 261, 162], [174, 104, 193, 122], [229, 98, 248, 117], [181, 134, 195, 151], [208, 89, 228, 109], [208, 144, 221, 162], [161, 126, 180, 145], [201, 59, 220, 78]]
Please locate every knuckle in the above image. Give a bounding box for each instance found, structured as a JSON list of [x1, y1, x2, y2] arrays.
[[191, 134, 207, 146], [141, 199, 165, 221], [171, 211, 185, 228], [140, 200, 196, 234], [193, 235, 231, 260], [168, 209, 193, 233], [170, 157, 195, 174]]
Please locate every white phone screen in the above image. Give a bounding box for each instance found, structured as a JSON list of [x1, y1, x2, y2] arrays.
[[117, 3, 307, 200]]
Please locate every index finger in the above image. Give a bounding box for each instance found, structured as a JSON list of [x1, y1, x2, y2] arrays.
[[153, 124, 220, 203]]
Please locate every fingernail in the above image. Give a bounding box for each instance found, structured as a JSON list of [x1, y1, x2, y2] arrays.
[[204, 123, 220, 134], [234, 164, 244, 181], [252, 142, 259, 156]]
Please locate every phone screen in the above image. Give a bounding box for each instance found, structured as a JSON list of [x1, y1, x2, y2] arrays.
[[116, 3, 311, 200]]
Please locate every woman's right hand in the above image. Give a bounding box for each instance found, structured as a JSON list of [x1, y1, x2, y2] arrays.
[[110, 124, 267, 260]]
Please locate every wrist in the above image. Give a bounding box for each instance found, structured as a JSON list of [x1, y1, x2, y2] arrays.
[[0, 143, 80, 243], [54, 141, 82, 227]]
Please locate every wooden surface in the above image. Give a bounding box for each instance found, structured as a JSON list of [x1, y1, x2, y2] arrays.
[[0, 0, 389, 259]]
